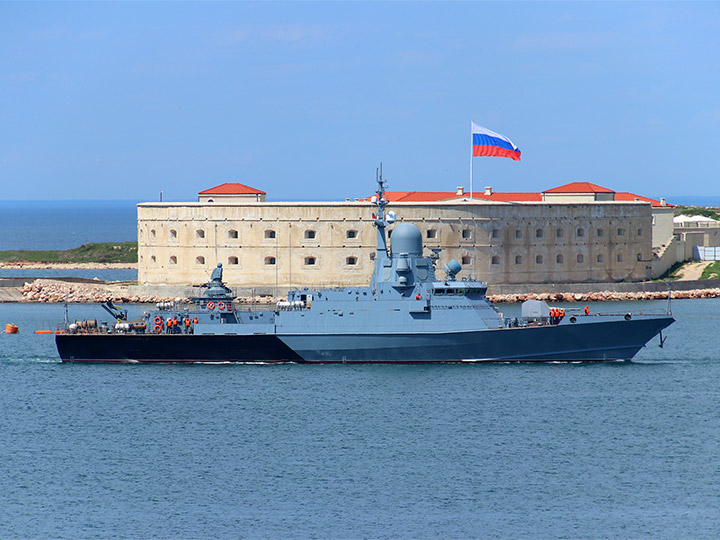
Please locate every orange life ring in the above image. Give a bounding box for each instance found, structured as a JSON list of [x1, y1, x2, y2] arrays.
[[584, 305, 590, 315], [154, 316, 162, 324], [154, 324, 162, 333], [217, 301, 225, 310], [207, 301, 215, 310]]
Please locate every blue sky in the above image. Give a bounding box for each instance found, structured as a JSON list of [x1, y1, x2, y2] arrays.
[[2, 1, 719, 202]]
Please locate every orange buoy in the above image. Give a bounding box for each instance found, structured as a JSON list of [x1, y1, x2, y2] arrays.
[[5, 323, 19, 334], [35, 330, 52, 334]]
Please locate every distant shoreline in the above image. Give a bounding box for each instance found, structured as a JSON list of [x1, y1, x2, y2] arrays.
[[0, 262, 137, 270]]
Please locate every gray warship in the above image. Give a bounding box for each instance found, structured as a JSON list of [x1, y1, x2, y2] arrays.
[[56, 172, 674, 363]]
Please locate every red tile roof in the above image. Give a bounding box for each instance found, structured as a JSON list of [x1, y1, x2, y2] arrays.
[[199, 183, 266, 195], [543, 181, 615, 194], [472, 192, 542, 202], [615, 192, 673, 208]]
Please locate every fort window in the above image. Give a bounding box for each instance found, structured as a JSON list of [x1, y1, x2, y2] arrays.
[[304, 256, 316, 266], [491, 229, 500, 239], [597, 254, 605, 263], [617, 253, 624, 262], [346, 230, 358, 239], [577, 254, 584, 264], [462, 229, 471, 239], [151, 229, 156, 238], [196, 229, 205, 239], [491, 255, 500, 265], [305, 230, 316, 239], [462, 255, 471, 265], [536, 255, 543, 264], [556, 228, 564, 238], [637, 228, 643, 237], [617, 228, 625, 236], [515, 255, 522, 265], [151, 255, 156, 264], [556, 254, 564, 264], [169, 255, 177, 265], [196, 256, 205, 265], [597, 228, 604, 237], [515, 229, 523, 239], [264, 256, 276, 265], [346, 256, 357, 266], [228, 256, 239, 265], [576, 227, 585, 237], [169, 229, 177, 240], [536, 228, 543, 238], [228, 229, 238, 239], [637, 253, 643, 261], [264, 230, 276, 239], [426, 229, 437, 239]]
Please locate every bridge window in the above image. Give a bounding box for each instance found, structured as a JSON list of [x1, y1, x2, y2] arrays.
[[228, 256, 239, 265], [305, 256, 316, 266], [228, 229, 238, 239], [264, 230, 276, 239], [346, 256, 357, 265], [264, 256, 276, 265]]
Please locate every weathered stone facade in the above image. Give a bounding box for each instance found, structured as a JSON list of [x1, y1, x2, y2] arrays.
[[137, 200, 653, 287]]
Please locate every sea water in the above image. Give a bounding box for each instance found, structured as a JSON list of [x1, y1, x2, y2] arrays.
[[0, 298, 719, 539], [0, 201, 138, 281]]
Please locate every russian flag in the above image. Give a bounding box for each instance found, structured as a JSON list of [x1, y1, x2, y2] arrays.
[[472, 122, 521, 161]]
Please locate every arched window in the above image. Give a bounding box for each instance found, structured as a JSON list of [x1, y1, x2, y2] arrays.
[[515, 255, 522, 265], [304, 256, 316, 266], [597, 254, 604, 263], [577, 254, 584, 264], [577, 227, 585, 237], [151, 229, 156, 238], [491, 255, 500, 265], [196, 256, 205, 265], [556, 254, 564, 264], [169, 229, 177, 240], [264, 230, 276, 239], [346, 256, 357, 266], [617, 253, 624, 262], [150, 255, 156, 264], [228, 230, 238, 239], [264, 256, 276, 265], [169, 255, 177, 265], [536, 255, 543, 264], [228, 256, 239, 265], [556, 228, 564, 238], [305, 230, 316, 239], [536, 228, 543, 238], [637, 253, 643, 261], [637, 228, 643, 237], [597, 228, 604, 238], [196, 229, 205, 239]]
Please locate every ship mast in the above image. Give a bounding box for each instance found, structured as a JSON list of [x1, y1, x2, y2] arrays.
[[374, 164, 389, 260]]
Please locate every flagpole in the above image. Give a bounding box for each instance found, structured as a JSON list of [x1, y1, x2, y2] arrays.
[[469, 121, 474, 199]]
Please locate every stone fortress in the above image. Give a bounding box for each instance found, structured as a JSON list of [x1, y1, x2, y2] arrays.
[[137, 180, 679, 290]]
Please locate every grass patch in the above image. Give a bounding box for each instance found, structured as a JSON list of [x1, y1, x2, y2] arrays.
[[0, 242, 138, 264], [674, 205, 720, 221], [653, 260, 686, 281], [700, 260, 720, 280]]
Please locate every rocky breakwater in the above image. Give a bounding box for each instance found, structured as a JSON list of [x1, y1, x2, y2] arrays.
[[487, 288, 720, 303], [21, 279, 188, 304]]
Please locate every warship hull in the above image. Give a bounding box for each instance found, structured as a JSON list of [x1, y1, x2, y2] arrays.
[[56, 315, 673, 364]]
